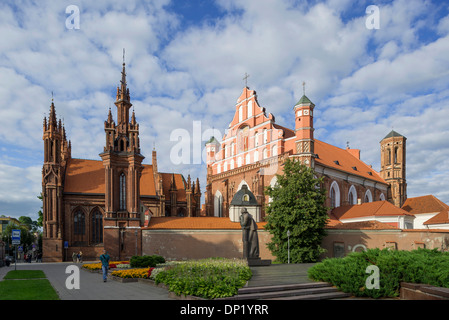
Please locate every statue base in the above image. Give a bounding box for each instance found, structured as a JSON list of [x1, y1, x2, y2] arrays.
[[247, 257, 271, 267]]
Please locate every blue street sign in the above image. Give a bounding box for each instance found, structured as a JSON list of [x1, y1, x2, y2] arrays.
[[12, 229, 21, 245]]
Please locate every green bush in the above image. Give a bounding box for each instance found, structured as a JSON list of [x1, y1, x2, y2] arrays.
[[154, 258, 252, 299], [308, 248, 449, 299], [130, 255, 165, 268]]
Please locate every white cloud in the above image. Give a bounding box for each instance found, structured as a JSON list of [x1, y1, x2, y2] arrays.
[[0, 0, 448, 219]]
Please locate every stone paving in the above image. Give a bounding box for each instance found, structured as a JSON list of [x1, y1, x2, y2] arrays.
[[0, 261, 174, 300]]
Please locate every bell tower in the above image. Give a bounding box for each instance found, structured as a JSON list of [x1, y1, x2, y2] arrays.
[[294, 82, 315, 168], [100, 56, 144, 260], [380, 130, 407, 207]]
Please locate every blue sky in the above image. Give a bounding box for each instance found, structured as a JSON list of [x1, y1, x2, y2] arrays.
[[0, 0, 448, 221]]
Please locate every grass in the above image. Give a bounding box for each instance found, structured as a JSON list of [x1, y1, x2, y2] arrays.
[[3, 270, 46, 279], [0, 270, 60, 300]]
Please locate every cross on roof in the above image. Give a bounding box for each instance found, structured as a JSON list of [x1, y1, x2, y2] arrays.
[[243, 73, 250, 88]]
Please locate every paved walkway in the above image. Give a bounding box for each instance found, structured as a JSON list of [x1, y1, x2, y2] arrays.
[[0, 262, 317, 300], [0, 262, 174, 300]]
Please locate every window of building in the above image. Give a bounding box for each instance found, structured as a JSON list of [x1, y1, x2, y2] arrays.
[[120, 173, 126, 210], [333, 242, 345, 258], [74, 210, 85, 235], [91, 209, 103, 244], [330, 181, 340, 208]]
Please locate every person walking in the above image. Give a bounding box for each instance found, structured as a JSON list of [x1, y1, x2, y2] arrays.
[[99, 250, 110, 282]]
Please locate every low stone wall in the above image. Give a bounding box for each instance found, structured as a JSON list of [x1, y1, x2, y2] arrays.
[[142, 229, 275, 261], [142, 226, 449, 261], [400, 282, 449, 300]]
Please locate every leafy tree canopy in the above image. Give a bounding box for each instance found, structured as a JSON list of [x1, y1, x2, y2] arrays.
[[265, 158, 329, 263]]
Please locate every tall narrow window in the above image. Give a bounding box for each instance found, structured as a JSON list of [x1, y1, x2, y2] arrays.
[[91, 209, 103, 244], [120, 173, 126, 210], [74, 210, 85, 235]]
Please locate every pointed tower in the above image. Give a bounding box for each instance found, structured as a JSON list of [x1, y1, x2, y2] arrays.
[[380, 130, 407, 207], [100, 58, 144, 260], [294, 85, 315, 167], [42, 99, 70, 261]]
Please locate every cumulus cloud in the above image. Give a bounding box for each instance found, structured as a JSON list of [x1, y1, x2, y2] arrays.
[[0, 0, 448, 219]]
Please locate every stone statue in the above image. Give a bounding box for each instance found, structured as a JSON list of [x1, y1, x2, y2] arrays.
[[239, 207, 259, 259]]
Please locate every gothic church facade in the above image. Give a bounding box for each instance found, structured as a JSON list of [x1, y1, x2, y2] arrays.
[[42, 63, 201, 262], [205, 86, 406, 221]]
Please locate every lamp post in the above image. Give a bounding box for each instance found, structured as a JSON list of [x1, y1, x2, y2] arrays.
[[287, 230, 291, 264]]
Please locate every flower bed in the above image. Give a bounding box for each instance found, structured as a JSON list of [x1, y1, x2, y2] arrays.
[[111, 267, 155, 279], [82, 261, 129, 271]]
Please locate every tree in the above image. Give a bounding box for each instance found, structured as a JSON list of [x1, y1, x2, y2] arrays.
[[37, 193, 43, 227], [264, 158, 328, 263]]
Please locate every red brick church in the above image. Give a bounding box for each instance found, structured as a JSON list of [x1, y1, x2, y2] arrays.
[[205, 85, 407, 220], [41, 62, 201, 262]]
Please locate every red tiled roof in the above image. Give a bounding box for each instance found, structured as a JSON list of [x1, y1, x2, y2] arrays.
[[143, 217, 267, 230], [402, 195, 449, 214], [314, 139, 386, 184], [423, 211, 449, 225], [331, 201, 413, 220], [64, 159, 185, 200], [327, 220, 398, 230], [64, 158, 105, 194]]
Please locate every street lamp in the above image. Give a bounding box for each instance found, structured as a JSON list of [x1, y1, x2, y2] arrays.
[[287, 230, 291, 264]]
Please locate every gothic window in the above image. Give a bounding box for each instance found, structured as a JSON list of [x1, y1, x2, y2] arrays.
[[73, 209, 86, 244], [239, 105, 243, 122], [387, 148, 391, 165], [330, 181, 340, 208], [74, 210, 85, 235], [91, 209, 103, 244], [120, 173, 126, 210], [348, 185, 357, 205], [364, 189, 373, 203]]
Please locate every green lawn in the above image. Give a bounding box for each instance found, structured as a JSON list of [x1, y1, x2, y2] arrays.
[[0, 270, 60, 300]]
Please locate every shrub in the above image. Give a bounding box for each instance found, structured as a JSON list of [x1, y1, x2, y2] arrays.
[[154, 258, 252, 299], [130, 255, 165, 268], [308, 248, 449, 299]]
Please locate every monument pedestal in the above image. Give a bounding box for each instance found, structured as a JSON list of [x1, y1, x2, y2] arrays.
[[247, 257, 271, 267]]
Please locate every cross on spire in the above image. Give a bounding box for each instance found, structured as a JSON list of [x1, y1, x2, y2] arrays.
[[243, 72, 250, 88]]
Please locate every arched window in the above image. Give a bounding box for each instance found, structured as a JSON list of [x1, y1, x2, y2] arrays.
[[263, 129, 268, 144], [214, 191, 223, 217], [330, 181, 340, 208], [74, 210, 85, 235], [272, 145, 277, 157], [91, 209, 103, 244], [263, 148, 267, 159], [364, 189, 373, 203], [247, 101, 253, 118], [120, 173, 126, 210], [73, 209, 86, 244], [239, 105, 243, 122], [348, 185, 357, 205], [254, 150, 259, 162]]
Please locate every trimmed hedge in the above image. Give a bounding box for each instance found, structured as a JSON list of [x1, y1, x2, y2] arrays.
[[154, 258, 252, 299], [130, 255, 165, 268], [307, 248, 449, 298]]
